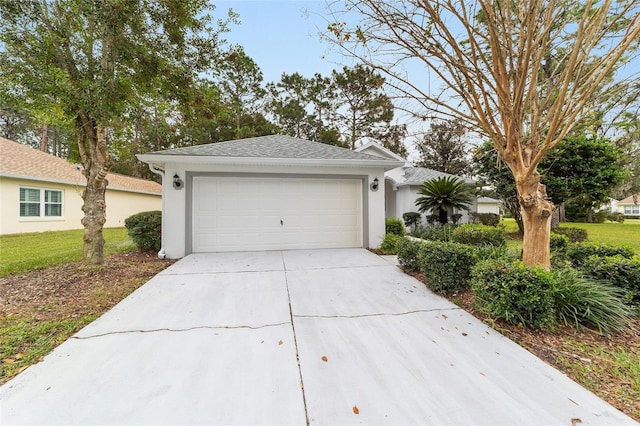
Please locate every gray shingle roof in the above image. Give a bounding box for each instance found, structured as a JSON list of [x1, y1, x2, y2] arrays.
[[398, 167, 475, 186], [145, 134, 387, 161]]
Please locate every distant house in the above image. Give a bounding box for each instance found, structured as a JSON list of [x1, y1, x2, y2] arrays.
[[0, 137, 162, 235], [356, 142, 479, 223], [618, 194, 639, 217]]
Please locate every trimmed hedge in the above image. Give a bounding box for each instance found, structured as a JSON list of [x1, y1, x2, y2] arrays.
[[581, 255, 640, 303], [451, 224, 506, 247], [385, 217, 406, 236], [551, 227, 588, 243], [379, 233, 402, 255], [402, 212, 422, 230], [397, 237, 423, 272], [417, 240, 477, 294], [566, 242, 634, 267], [549, 233, 570, 252], [124, 210, 162, 252], [470, 212, 501, 226], [417, 224, 457, 242], [471, 259, 555, 329]]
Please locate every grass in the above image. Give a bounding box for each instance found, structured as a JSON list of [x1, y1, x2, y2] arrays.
[[555, 339, 640, 420], [557, 221, 640, 254], [0, 227, 135, 277], [500, 218, 640, 255], [1, 316, 97, 382]]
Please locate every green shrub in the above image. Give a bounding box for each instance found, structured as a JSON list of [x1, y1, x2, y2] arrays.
[[451, 224, 506, 247], [451, 213, 463, 225], [418, 224, 456, 242], [566, 242, 635, 267], [470, 212, 501, 226], [379, 233, 402, 255], [418, 240, 477, 294], [385, 217, 406, 236], [551, 227, 588, 243], [397, 238, 423, 272], [607, 212, 625, 223], [471, 259, 555, 329], [550, 233, 570, 251], [402, 212, 422, 231], [581, 255, 640, 303], [124, 210, 162, 252], [552, 268, 634, 334]]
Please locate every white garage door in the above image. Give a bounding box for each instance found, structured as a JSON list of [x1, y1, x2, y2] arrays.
[[192, 176, 363, 252]]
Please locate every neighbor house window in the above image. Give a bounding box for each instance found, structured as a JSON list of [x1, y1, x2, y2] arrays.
[[624, 205, 640, 215], [20, 187, 63, 218]]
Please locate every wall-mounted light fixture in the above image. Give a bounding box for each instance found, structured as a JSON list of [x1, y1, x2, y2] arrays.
[[173, 174, 184, 190], [370, 177, 379, 192]]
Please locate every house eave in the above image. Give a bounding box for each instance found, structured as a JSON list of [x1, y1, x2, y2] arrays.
[[0, 172, 161, 195], [136, 154, 404, 171]]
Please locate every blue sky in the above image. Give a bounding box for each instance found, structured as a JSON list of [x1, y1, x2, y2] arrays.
[[216, 1, 350, 84]]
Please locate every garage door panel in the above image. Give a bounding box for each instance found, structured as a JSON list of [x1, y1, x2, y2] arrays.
[[193, 177, 362, 252]]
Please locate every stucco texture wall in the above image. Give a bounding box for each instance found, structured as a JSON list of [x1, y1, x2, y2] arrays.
[[0, 176, 161, 235]]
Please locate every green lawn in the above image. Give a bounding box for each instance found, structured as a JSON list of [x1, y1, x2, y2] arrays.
[[501, 219, 640, 254], [0, 228, 135, 277]]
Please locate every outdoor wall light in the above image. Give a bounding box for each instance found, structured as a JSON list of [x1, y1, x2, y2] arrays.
[[370, 177, 379, 191], [173, 174, 184, 190]]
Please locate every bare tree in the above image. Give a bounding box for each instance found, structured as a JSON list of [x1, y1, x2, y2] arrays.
[[326, 0, 640, 269]]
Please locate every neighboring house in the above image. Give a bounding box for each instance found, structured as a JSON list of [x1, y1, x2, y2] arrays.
[[0, 137, 162, 235], [356, 142, 478, 223], [477, 197, 502, 215], [618, 194, 640, 217], [137, 135, 403, 259]]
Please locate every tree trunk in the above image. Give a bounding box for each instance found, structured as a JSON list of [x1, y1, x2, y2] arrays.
[[438, 207, 448, 225], [79, 125, 110, 264], [40, 124, 48, 152], [518, 177, 554, 270]]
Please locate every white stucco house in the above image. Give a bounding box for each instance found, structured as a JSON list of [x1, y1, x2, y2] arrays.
[[0, 136, 162, 235], [137, 135, 403, 259], [355, 142, 482, 223]]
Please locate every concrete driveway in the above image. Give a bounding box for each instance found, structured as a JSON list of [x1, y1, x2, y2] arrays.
[[0, 249, 636, 425]]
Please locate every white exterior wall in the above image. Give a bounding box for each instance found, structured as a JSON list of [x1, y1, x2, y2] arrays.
[[159, 162, 387, 259], [392, 185, 475, 223], [477, 201, 501, 215], [0, 176, 161, 235]]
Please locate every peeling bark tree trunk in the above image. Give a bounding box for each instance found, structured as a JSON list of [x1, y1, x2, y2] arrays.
[[517, 173, 554, 270], [79, 124, 111, 264]]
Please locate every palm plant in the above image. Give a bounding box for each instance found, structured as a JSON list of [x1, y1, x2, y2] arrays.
[[415, 176, 473, 225]]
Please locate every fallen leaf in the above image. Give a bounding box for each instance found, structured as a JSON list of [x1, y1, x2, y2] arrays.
[[3, 358, 14, 364], [278, 340, 283, 345], [321, 356, 328, 362], [442, 314, 448, 319], [462, 332, 468, 336], [353, 405, 359, 415], [571, 418, 582, 426]]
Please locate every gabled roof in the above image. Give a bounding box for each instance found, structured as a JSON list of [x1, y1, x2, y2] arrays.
[[355, 142, 409, 164], [619, 194, 639, 205], [396, 167, 475, 187], [0, 137, 161, 194], [137, 134, 404, 169]]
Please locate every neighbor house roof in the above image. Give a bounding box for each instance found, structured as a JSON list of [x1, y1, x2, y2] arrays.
[[619, 194, 639, 205], [0, 137, 161, 194], [396, 167, 475, 187], [137, 134, 404, 169]]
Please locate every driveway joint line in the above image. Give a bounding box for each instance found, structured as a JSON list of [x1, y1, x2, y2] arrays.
[[282, 252, 310, 425], [292, 307, 462, 320], [71, 322, 292, 340]]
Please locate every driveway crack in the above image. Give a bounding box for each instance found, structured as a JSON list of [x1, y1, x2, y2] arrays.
[[71, 322, 291, 340], [293, 307, 462, 320]]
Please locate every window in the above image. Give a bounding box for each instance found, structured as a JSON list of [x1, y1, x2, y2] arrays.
[[20, 187, 63, 218], [624, 205, 640, 215]]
